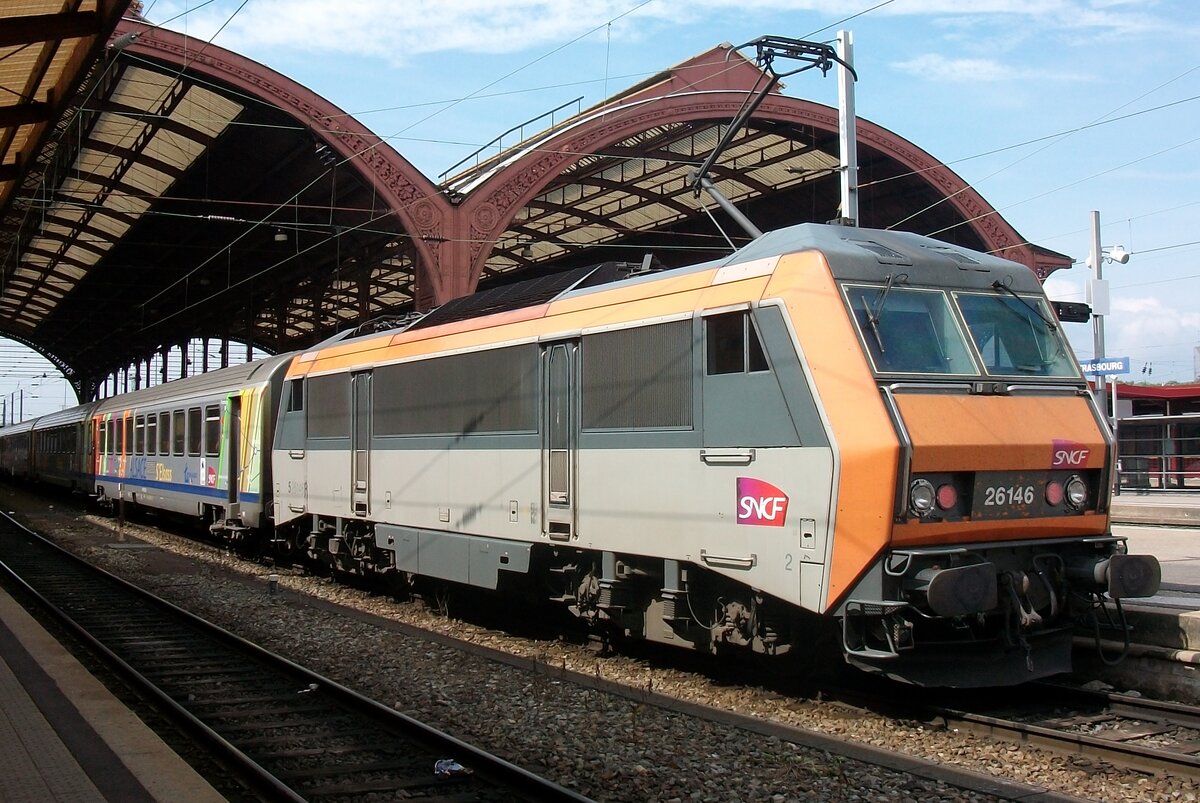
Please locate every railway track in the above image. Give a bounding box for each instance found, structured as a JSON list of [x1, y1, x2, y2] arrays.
[[914, 681, 1200, 781], [0, 511, 592, 803]]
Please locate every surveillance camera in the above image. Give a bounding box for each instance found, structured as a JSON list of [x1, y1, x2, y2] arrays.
[[1108, 246, 1130, 264]]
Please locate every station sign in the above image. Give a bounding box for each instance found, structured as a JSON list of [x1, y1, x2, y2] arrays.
[[1079, 356, 1130, 375]]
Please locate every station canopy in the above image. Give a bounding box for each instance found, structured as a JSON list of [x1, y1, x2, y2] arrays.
[[0, 10, 1072, 399]]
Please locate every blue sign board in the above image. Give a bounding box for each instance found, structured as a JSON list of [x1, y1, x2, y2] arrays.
[[1079, 356, 1130, 375]]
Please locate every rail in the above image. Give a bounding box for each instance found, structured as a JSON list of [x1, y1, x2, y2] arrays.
[[0, 511, 593, 803]]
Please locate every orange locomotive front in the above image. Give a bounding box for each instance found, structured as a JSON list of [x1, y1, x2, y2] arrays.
[[768, 229, 1160, 686]]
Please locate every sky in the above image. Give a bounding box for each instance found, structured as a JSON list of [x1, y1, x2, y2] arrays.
[[3, 0, 1199, 419]]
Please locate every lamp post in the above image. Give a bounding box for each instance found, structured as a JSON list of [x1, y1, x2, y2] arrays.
[[1085, 210, 1130, 407], [1084, 210, 1131, 493]]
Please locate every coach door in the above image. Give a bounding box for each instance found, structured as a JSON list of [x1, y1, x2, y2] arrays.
[[542, 342, 577, 541], [351, 371, 372, 516], [226, 395, 242, 508]]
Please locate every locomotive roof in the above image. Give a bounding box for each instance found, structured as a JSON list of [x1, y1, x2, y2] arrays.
[[302, 223, 1046, 359], [726, 224, 1044, 293]]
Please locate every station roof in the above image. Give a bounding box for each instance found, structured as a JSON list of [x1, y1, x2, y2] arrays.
[[0, 16, 1074, 399], [1, 10, 429, 395]]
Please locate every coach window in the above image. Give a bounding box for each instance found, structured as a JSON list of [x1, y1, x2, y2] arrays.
[[134, 416, 145, 455], [204, 405, 221, 456], [705, 311, 768, 375], [187, 408, 202, 456], [146, 414, 157, 456], [104, 419, 112, 455], [173, 410, 185, 456], [159, 412, 171, 455], [114, 417, 125, 455]]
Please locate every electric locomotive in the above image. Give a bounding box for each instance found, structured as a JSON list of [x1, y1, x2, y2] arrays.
[[272, 222, 1160, 687]]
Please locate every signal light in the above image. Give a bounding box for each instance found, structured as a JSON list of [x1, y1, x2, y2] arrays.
[[936, 484, 957, 510], [1045, 481, 1064, 506], [1052, 300, 1092, 323]]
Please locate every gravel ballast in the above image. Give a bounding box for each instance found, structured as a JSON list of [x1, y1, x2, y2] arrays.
[[8, 493, 1197, 803]]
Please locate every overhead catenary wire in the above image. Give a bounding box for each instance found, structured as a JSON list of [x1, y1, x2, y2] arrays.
[[11, 0, 1200, 391]]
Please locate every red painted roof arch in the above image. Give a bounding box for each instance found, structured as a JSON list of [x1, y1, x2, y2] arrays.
[[436, 45, 1068, 300]]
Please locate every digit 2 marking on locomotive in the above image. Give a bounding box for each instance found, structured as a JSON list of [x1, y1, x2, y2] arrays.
[[736, 477, 789, 527]]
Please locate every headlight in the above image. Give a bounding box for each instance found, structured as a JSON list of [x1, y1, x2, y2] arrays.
[[909, 479, 936, 517], [1065, 475, 1088, 509]]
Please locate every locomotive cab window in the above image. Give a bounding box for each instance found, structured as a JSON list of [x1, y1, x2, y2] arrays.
[[705, 311, 768, 375], [954, 292, 1080, 378], [844, 284, 977, 376]]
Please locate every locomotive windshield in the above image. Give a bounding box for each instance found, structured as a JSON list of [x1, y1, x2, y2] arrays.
[[845, 283, 1081, 380], [955, 292, 1080, 378], [844, 285, 976, 375]]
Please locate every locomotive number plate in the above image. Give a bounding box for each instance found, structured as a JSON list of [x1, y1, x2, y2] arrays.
[[971, 472, 1046, 520]]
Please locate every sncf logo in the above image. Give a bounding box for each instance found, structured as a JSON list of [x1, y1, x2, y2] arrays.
[[1052, 439, 1091, 468], [737, 477, 789, 527]]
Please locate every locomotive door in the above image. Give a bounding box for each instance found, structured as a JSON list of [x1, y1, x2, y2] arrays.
[[351, 371, 372, 516], [542, 342, 577, 541]]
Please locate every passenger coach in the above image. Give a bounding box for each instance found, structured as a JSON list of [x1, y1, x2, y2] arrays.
[[91, 353, 294, 537]]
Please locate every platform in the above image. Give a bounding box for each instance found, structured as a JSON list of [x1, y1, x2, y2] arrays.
[[1111, 490, 1200, 527], [0, 587, 225, 803], [1078, 506, 1200, 701]]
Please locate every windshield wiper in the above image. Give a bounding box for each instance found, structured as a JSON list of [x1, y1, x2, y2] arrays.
[[866, 272, 907, 353], [990, 280, 1057, 332]]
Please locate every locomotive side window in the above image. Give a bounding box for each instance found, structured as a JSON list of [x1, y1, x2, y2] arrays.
[[204, 405, 221, 456], [146, 414, 157, 456], [287, 379, 304, 412], [844, 285, 976, 376], [134, 416, 145, 455], [173, 410, 185, 455], [187, 408, 202, 456], [582, 320, 692, 430], [705, 311, 768, 375]]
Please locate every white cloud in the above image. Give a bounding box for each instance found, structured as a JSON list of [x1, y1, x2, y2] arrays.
[[1110, 295, 1200, 344], [891, 54, 1043, 82], [144, 0, 1183, 64]]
